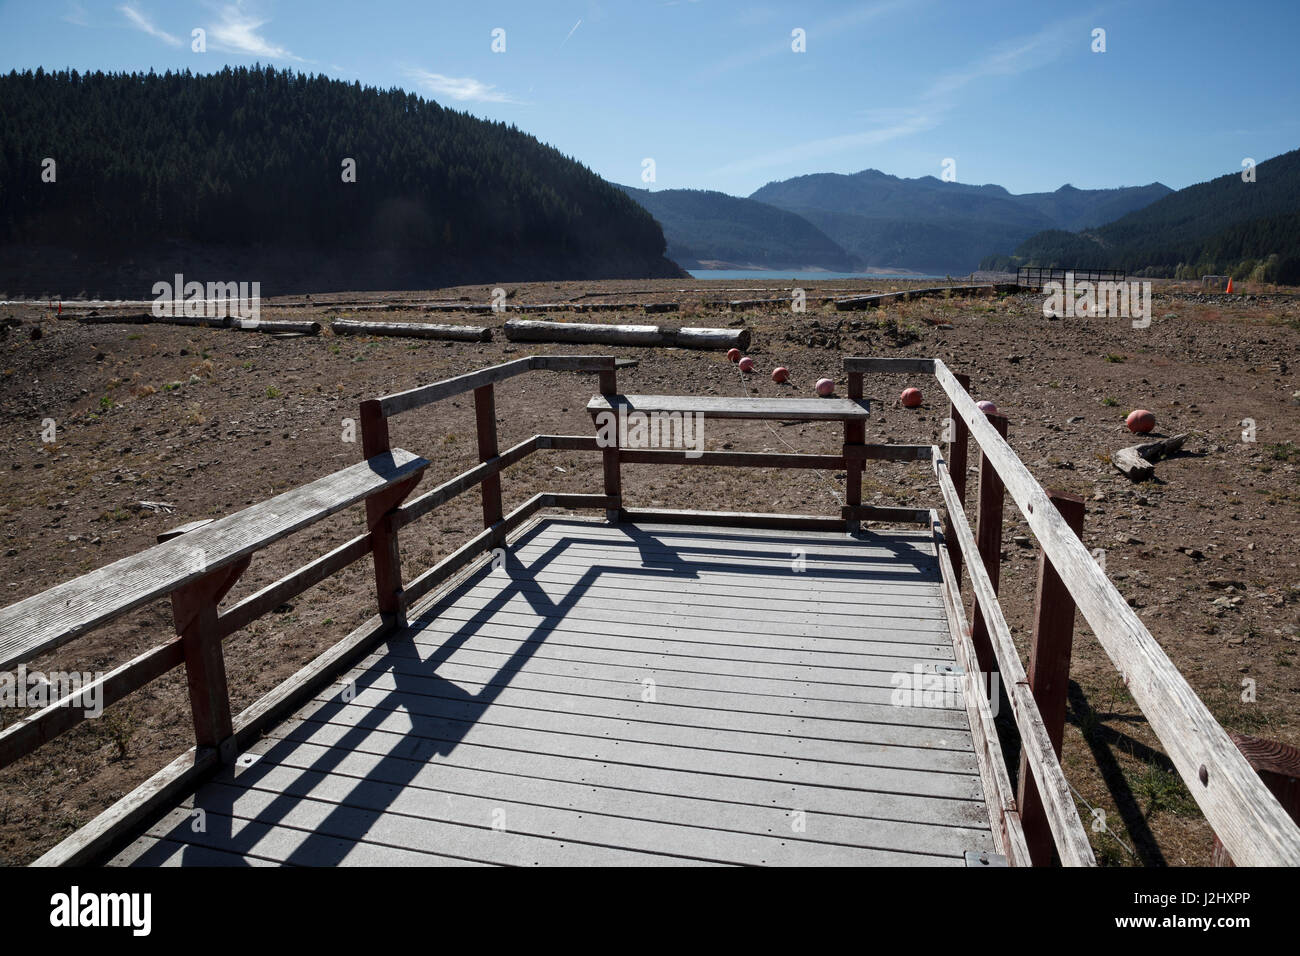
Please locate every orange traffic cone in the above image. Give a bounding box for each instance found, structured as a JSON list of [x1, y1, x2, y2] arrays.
[[1226, 277, 1234, 293]]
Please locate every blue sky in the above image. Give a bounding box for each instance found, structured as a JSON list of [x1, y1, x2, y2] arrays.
[[2, 0, 1297, 197]]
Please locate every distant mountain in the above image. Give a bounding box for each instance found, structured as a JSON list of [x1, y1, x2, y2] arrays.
[[0, 67, 684, 296], [616, 185, 855, 271], [984, 148, 1300, 282], [750, 169, 1171, 273]]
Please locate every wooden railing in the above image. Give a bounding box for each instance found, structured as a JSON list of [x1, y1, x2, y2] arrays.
[[849, 355, 1300, 868], [4, 352, 1296, 867]]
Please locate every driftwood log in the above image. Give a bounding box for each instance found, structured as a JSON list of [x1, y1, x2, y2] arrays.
[[1112, 433, 1188, 481], [503, 318, 748, 351], [234, 319, 322, 335], [331, 318, 491, 342]]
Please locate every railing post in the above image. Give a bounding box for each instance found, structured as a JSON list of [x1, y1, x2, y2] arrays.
[[599, 368, 621, 522], [1212, 735, 1300, 866], [159, 524, 247, 763], [1018, 489, 1085, 865], [474, 384, 504, 532], [969, 411, 1008, 683], [944, 371, 971, 579], [360, 398, 408, 629], [845, 370, 865, 534]]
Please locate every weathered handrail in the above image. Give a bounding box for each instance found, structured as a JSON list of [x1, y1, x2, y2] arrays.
[[0, 449, 430, 771], [932, 447, 1095, 865]]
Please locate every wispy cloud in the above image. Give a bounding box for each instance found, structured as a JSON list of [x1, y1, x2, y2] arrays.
[[708, 15, 1086, 180], [119, 4, 181, 46], [696, 0, 909, 80], [710, 113, 939, 178], [404, 69, 518, 104], [208, 2, 302, 61], [920, 15, 1085, 104], [560, 18, 582, 48], [63, 2, 89, 27]]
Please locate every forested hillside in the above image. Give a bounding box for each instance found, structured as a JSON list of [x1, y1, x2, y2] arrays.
[[749, 168, 1170, 273], [982, 148, 1300, 283], [0, 67, 683, 295], [617, 185, 854, 271]]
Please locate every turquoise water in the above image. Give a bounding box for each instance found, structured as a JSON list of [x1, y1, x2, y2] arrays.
[[687, 269, 948, 281]]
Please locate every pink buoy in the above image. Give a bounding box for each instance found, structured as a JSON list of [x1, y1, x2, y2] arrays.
[[815, 378, 834, 397], [771, 366, 789, 383], [727, 348, 741, 363], [976, 400, 999, 415], [738, 356, 755, 372], [1126, 409, 1155, 434], [900, 387, 922, 408]]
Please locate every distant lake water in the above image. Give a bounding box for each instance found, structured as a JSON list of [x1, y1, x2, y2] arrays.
[[687, 269, 948, 281]]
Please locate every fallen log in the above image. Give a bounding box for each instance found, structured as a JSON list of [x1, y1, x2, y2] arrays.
[[1112, 433, 1188, 481], [503, 318, 748, 351], [233, 319, 322, 335], [77, 312, 152, 325], [151, 314, 232, 328], [331, 318, 491, 342]]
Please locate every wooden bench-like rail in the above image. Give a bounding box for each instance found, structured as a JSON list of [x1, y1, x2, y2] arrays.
[[0, 449, 429, 772], [586, 393, 871, 422], [0, 450, 428, 671]]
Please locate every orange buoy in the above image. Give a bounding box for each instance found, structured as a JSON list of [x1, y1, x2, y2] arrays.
[[1126, 409, 1155, 434]]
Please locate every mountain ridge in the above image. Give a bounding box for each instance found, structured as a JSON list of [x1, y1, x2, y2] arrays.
[[982, 148, 1300, 282], [748, 169, 1172, 272]]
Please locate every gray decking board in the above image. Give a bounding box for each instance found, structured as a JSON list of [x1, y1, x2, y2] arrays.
[[113, 518, 995, 867]]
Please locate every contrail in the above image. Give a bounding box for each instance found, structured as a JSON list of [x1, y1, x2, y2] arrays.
[[560, 18, 582, 47]]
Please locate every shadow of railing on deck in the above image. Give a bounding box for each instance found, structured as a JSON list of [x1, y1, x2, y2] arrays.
[[137, 519, 936, 865]]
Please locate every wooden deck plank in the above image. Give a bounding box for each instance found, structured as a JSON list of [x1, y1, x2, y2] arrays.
[[197, 763, 978, 864], [157, 785, 730, 866], [273, 709, 983, 798], [512, 534, 942, 568], [472, 555, 942, 596], [347, 651, 972, 725], [291, 687, 980, 773], [419, 594, 951, 643], [467, 561, 945, 601], [364, 645, 966, 706], [109, 834, 281, 867], [457, 573, 948, 617], [522, 521, 937, 554], [249, 733, 991, 831], [117, 517, 994, 866], [396, 625, 956, 671], [386, 630, 954, 683], [300, 678, 976, 758]]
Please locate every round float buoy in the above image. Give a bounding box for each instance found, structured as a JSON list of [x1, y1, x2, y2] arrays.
[[772, 366, 789, 383], [738, 356, 755, 372], [815, 378, 835, 397], [1126, 409, 1155, 434], [727, 348, 741, 363], [900, 387, 922, 408], [976, 399, 999, 415]]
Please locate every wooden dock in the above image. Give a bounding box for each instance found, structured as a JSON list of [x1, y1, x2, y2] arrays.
[[108, 519, 993, 866], [6, 353, 1300, 867]]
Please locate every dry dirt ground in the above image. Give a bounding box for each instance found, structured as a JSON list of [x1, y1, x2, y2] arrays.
[[1, 277, 1297, 866]]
